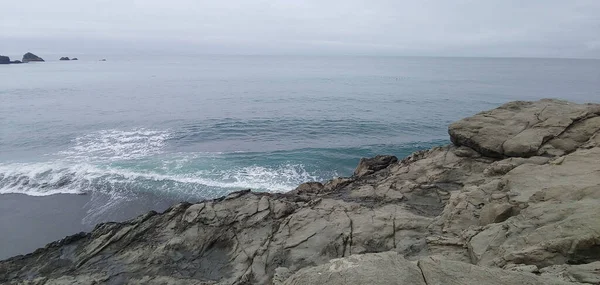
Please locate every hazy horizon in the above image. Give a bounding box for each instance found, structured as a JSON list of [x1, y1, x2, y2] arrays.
[[2, 0, 600, 59]]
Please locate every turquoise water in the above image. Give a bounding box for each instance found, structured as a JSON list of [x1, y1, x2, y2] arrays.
[[1, 55, 599, 203]]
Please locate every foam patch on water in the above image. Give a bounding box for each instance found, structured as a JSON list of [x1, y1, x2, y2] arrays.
[[57, 129, 171, 161]]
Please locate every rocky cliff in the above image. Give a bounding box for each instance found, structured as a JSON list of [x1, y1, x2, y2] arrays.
[[2, 99, 599, 285]]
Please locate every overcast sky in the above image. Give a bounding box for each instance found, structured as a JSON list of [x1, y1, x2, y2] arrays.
[[2, 0, 600, 58]]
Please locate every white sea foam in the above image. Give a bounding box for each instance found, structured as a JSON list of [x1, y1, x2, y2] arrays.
[[57, 128, 171, 161], [0, 160, 323, 197]]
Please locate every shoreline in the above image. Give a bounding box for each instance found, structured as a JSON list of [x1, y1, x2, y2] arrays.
[[0, 192, 177, 260], [0, 193, 90, 260], [2, 99, 600, 284]]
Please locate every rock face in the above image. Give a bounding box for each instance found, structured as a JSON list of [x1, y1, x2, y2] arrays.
[[449, 99, 600, 158], [22, 52, 44, 63], [283, 252, 572, 285], [0, 55, 10, 64], [2, 99, 600, 285], [59, 57, 70, 61]]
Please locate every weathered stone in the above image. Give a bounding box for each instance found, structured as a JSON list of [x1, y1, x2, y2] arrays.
[[540, 262, 600, 284], [419, 256, 571, 285], [0, 55, 9, 64], [353, 155, 398, 177], [479, 202, 516, 225], [283, 252, 426, 285], [449, 99, 600, 158]]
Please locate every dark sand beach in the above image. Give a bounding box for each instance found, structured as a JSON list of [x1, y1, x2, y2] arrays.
[[0, 193, 176, 260]]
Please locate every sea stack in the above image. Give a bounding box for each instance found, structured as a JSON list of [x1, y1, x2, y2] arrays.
[[22, 52, 44, 63], [59, 57, 70, 61], [0, 55, 9, 64]]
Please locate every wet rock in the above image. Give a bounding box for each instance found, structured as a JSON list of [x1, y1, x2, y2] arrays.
[[59, 57, 70, 61], [0, 55, 9, 64]]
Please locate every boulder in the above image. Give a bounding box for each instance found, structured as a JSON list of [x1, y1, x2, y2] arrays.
[[449, 99, 600, 158], [0, 55, 10, 64], [72, 58, 78, 60], [22, 52, 44, 63], [59, 57, 70, 61]]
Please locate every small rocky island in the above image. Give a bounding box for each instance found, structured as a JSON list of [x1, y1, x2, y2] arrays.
[[22, 52, 44, 63], [1, 99, 599, 284], [0, 55, 22, 64], [1, 53, 79, 64]]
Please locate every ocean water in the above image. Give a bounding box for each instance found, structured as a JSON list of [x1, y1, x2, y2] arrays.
[[1, 55, 599, 221]]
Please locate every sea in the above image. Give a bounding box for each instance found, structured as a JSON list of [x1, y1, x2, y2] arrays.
[[1, 55, 599, 224]]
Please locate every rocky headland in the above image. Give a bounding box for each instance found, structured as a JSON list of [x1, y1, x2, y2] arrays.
[[1, 99, 599, 284]]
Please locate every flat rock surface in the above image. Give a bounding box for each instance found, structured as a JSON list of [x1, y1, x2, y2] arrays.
[[2, 99, 599, 284]]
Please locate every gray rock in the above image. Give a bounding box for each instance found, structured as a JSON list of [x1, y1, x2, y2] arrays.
[[418, 256, 571, 285], [283, 252, 426, 285], [0, 55, 9, 64], [353, 155, 398, 177], [540, 262, 600, 284], [59, 57, 70, 60], [22, 52, 44, 63], [284, 253, 570, 285], [449, 99, 600, 158]]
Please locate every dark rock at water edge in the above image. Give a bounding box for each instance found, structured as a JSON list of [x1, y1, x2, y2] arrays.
[[72, 58, 78, 60], [59, 57, 70, 61], [353, 155, 398, 177], [0, 55, 9, 64], [10, 60, 22, 64], [22, 52, 44, 63]]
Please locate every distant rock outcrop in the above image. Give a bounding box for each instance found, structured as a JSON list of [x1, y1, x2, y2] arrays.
[[59, 57, 70, 61], [0, 55, 9, 64], [2, 99, 600, 284], [72, 58, 78, 60], [22, 52, 44, 63]]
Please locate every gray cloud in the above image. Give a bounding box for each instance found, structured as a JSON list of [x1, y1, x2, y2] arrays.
[[2, 0, 600, 58]]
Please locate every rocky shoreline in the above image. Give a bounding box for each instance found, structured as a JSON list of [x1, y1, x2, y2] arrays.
[[1, 99, 599, 284]]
